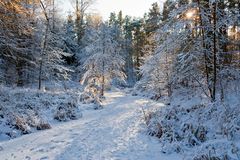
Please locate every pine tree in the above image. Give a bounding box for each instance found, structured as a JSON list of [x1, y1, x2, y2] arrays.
[[62, 14, 78, 65], [132, 18, 147, 80], [145, 2, 161, 36], [123, 16, 136, 86], [144, 2, 162, 60], [74, 0, 95, 44]]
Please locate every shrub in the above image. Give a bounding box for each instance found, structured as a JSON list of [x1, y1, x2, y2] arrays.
[[12, 114, 31, 134], [36, 121, 51, 130], [54, 102, 82, 121]]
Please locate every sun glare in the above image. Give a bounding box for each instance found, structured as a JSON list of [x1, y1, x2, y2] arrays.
[[184, 8, 198, 20], [186, 11, 194, 19]]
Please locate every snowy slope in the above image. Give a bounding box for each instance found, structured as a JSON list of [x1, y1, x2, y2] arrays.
[[0, 90, 179, 160]]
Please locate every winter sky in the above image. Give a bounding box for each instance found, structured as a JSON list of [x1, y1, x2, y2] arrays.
[[58, 0, 164, 20]]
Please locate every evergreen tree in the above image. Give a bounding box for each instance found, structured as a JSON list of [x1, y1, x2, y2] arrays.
[[62, 14, 78, 65], [123, 16, 136, 86], [162, 0, 175, 21], [109, 12, 117, 26], [74, 0, 95, 44], [145, 2, 161, 36], [132, 18, 147, 80], [144, 2, 162, 59]]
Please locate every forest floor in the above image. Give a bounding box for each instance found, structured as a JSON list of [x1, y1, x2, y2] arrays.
[[0, 89, 179, 160]]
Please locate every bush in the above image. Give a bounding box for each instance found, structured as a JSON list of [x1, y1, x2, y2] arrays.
[[0, 86, 83, 141], [12, 114, 31, 134], [80, 92, 95, 104], [193, 155, 221, 160], [36, 122, 51, 130], [54, 102, 82, 121], [144, 90, 240, 158], [145, 112, 162, 138]]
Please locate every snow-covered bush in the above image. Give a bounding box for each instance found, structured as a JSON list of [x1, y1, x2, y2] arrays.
[[144, 112, 163, 138], [0, 86, 83, 141], [79, 82, 103, 110], [36, 122, 51, 130], [54, 102, 82, 121], [80, 83, 100, 103], [146, 88, 240, 159]]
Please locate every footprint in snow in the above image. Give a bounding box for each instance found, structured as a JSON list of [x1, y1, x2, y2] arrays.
[[35, 148, 45, 153], [25, 156, 31, 160], [49, 146, 56, 150], [71, 133, 79, 136], [40, 156, 49, 160], [51, 140, 65, 143]]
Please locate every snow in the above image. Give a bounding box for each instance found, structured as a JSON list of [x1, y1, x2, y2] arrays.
[[0, 85, 83, 141], [0, 89, 180, 160], [145, 88, 240, 159]]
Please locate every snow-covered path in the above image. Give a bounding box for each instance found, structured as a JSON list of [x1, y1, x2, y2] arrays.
[[0, 90, 177, 160]]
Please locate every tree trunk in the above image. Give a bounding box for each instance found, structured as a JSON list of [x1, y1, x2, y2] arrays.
[[219, 0, 228, 65], [101, 72, 105, 97], [38, 60, 42, 90], [16, 58, 24, 87], [101, 58, 105, 97], [39, 1, 50, 90], [212, 2, 217, 101], [101, 32, 105, 97], [197, 0, 212, 99], [52, 0, 55, 31], [38, 24, 49, 90]]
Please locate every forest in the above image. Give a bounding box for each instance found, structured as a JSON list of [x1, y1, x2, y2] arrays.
[[0, 0, 239, 159]]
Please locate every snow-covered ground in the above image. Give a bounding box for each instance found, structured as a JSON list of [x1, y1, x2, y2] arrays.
[[145, 88, 240, 159], [0, 86, 83, 141], [0, 89, 179, 160]]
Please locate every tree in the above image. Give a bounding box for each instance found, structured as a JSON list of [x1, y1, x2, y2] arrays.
[[76, 14, 103, 78], [137, 0, 240, 101], [38, 0, 71, 90], [81, 24, 125, 96], [162, 0, 176, 21], [145, 2, 161, 36], [61, 14, 78, 65], [144, 2, 162, 63], [123, 15, 136, 86], [132, 18, 147, 80], [74, 0, 95, 44], [0, 0, 36, 86]]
